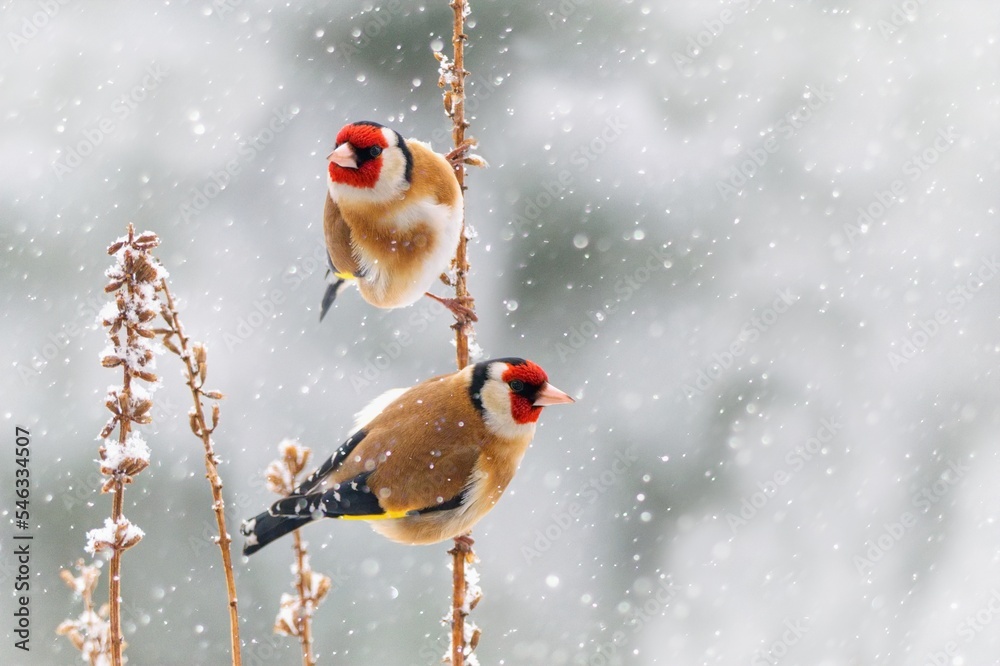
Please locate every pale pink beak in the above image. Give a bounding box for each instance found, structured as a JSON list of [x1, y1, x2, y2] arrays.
[[533, 383, 575, 407], [327, 143, 357, 169]]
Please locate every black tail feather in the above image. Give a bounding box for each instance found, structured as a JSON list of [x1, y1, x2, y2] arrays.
[[319, 277, 349, 321], [241, 510, 313, 556]]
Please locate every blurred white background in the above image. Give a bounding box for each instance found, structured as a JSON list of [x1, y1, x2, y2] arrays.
[[3, 0, 1000, 664]]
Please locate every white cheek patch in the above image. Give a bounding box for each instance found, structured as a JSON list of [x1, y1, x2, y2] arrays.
[[480, 379, 536, 440]]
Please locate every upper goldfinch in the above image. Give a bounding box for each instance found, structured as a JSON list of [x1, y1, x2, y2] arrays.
[[319, 120, 464, 319], [241, 357, 574, 554]]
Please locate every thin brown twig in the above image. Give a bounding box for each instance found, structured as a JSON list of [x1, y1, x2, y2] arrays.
[[158, 279, 242, 666], [449, 0, 473, 372], [449, 538, 472, 665], [293, 531, 316, 666], [450, 546, 466, 666], [107, 264, 137, 666], [108, 481, 124, 666], [439, 1, 480, 664]]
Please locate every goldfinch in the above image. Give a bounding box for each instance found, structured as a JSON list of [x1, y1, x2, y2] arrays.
[[319, 120, 471, 320], [241, 357, 574, 553]]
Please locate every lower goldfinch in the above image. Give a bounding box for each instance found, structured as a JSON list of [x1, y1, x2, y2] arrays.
[[241, 358, 574, 553]]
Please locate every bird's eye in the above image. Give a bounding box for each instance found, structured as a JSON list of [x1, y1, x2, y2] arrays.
[[508, 380, 525, 392], [369, 146, 382, 157]]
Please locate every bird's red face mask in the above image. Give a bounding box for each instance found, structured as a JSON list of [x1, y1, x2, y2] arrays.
[[328, 124, 389, 189], [503, 361, 573, 424]]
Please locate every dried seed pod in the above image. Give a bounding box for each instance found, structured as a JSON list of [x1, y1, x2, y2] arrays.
[[265, 461, 291, 495], [119, 530, 142, 550], [99, 419, 117, 439], [313, 573, 332, 602], [55, 622, 86, 650], [101, 355, 123, 368], [134, 260, 158, 283], [102, 455, 149, 478], [134, 370, 158, 383], [58, 569, 76, 588], [273, 594, 300, 636], [189, 412, 202, 437], [469, 627, 481, 652]]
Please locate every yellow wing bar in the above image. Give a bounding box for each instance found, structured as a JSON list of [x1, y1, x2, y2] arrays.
[[338, 509, 410, 521]]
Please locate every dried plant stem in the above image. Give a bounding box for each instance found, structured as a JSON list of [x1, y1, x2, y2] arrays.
[[158, 280, 242, 666], [108, 479, 124, 666], [449, 0, 473, 371], [106, 252, 142, 666], [108, 364, 129, 666], [441, 1, 478, 664], [107, 231, 140, 666], [449, 537, 474, 665], [293, 531, 316, 666]]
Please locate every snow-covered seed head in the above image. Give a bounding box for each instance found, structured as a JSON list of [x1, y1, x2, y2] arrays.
[[266, 439, 313, 495], [57, 560, 115, 662], [98, 432, 151, 479], [85, 516, 145, 556], [98, 223, 165, 481]]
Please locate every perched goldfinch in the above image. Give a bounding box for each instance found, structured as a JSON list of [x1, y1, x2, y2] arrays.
[[319, 120, 469, 320], [241, 357, 574, 554]]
